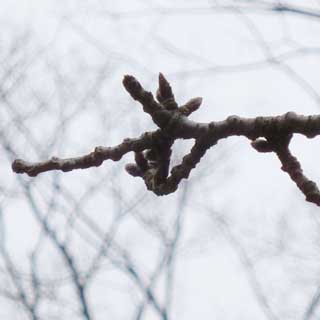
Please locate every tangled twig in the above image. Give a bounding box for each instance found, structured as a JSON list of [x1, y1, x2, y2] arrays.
[[12, 73, 320, 205]]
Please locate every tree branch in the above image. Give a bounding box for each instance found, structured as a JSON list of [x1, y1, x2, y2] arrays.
[[12, 73, 320, 206]]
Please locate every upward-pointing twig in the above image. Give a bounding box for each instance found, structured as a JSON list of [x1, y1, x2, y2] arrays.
[[12, 73, 320, 206]]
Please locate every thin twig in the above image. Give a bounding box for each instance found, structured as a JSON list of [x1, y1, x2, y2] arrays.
[[12, 74, 320, 205]]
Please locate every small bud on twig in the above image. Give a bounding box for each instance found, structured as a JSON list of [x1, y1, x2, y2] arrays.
[[179, 97, 203, 116], [125, 163, 143, 177], [251, 139, 273, 153]]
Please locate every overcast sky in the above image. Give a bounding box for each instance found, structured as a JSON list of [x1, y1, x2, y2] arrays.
[[1, 1, 320, 319]]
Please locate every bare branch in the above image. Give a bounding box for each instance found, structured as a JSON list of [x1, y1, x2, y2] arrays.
[[12, 74, 320, 205]]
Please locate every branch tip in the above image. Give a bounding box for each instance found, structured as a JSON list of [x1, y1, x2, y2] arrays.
[[12, 159, 24, 173], [251, 139, 273, 153], [11, 73, 320, 207], [157, 72, 174, 103], [125, 163, 143, 177], [179, 97, 203, 116], [122, 75, 143, 100]]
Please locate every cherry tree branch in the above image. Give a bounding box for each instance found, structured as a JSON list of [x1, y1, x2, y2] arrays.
[[12, 73, 320, 206]]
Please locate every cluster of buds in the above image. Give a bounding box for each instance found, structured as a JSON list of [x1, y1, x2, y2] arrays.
[[124, 73, 202, 194], [11, 72, 320, 206]]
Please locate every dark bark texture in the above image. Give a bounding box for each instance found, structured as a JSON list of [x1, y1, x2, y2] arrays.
[[12, 73, 320, 206]]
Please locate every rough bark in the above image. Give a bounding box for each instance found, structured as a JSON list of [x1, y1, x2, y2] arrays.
[[12, 73, 320, 206]]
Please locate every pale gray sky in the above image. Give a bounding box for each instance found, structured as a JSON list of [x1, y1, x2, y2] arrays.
[[1, 1, 320, 319]]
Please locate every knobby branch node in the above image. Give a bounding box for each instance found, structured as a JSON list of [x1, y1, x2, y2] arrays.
[[12, 73, 320, 206]]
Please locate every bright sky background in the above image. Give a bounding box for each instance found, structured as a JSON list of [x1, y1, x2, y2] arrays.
[[1, 1, 320, 319]]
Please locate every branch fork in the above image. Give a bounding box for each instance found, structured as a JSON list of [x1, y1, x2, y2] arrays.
[[12, 73, 320, 206]]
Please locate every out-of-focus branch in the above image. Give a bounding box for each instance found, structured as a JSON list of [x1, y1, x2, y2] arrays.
[[99, 3, 320, 20], [207, 207, 279, 320], [123, 258, 168, 320], [234, 1, 320, 20], [164, 183, 188, 313], [22, 182, 93, 320], [133, 183, 189, 320], [0, 208, 40, 320], [303, 281, 320, 320]]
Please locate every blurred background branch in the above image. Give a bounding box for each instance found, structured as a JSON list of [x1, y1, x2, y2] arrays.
[[1, 1, 320, 319]]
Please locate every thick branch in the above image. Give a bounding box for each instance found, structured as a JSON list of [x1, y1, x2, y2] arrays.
[[12, 73, 320, 206]]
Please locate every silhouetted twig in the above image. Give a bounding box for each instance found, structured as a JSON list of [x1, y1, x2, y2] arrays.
[[12, 73, 320, 205]]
